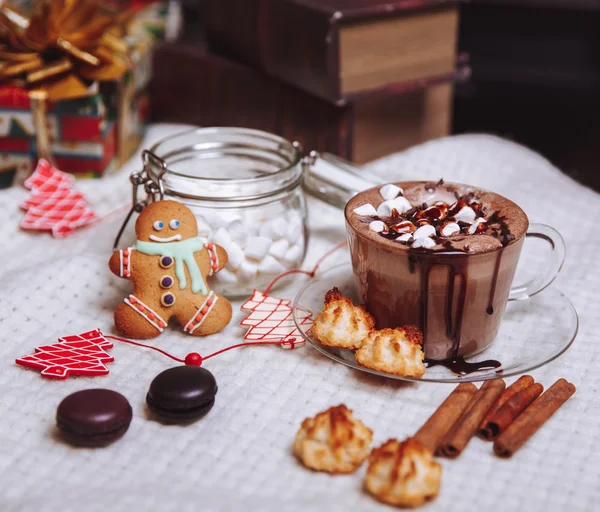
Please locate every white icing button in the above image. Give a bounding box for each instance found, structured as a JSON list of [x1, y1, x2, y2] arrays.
[[412, 237, 436, 249], [215, 267, 237, 284], [441, 222, 461, 237], [454, 206, 476, 224], [413, 224, 436, 239], [376, 197, 412, 217], [258, 255, 287, 274], [353, 203, 377, 216], [369, 220, 387, 233], [269, 239, 289, 260], [396, 233, 413, 242], [379, 184, 403, 201], [245, 236, 272, 260], [225, 243, 244, 271]]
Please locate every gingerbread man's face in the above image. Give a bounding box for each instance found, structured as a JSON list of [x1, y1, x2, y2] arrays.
[[135, 200, 198, 243]]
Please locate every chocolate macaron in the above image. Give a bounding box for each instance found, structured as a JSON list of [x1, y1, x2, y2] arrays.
[[146, 366, 217, 423], [56, 389, 133, 447]]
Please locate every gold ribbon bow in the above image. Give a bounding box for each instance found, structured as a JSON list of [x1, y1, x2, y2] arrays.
[[0, 0, 133, 161]]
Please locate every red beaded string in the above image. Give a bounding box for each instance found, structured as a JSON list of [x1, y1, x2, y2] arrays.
[[106, 241, 347, 366], [105, 335, 289, 366]]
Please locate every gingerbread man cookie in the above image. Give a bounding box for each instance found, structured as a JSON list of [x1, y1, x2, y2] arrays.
[[109, 200, 232, 339]]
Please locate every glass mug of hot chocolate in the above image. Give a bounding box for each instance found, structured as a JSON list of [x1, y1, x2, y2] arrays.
[[344, 181, 566, 362]]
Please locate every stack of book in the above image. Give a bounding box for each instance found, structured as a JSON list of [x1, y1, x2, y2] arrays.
[[152, 0, 468, 163]]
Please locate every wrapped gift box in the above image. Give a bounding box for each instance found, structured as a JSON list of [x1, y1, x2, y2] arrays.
[[0, 1, 163, 188]]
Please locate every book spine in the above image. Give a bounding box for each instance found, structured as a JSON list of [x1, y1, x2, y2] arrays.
[[201, 0, 342, 104]]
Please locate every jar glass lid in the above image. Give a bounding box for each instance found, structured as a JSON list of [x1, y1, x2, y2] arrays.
[[149, 127, 303, 201]]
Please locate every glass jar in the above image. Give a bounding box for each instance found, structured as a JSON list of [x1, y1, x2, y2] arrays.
[[146, 127, 307, 297]]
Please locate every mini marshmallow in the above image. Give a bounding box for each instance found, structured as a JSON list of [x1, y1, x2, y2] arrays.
[[440, 222, 461, 237], [270, 220, 288, 240], [396, 234, 413, 242], [209, 226, 232, 248], [285, 223, 302, 244], [238, 258, 259, 280], [454, 206, 476, 224], [283, 243, 304, 264], [245, 236, 272, 260], [225, 242, 244, 271], [227, 219, 249, 248], [200, 209, 225, 229], [379, 184, 403, 201], [376, 197, 412, 217], [467, 217, 487, 235], [353, 203, 377, 216], [286, 210, 304, 228], [369, 220, 388, 233], [412, 237, 436, 249], [214, 267, 238, 284], [258, 255, 287, 274], [269, 239, 289, 260], [413, 224, 436, 239], [259, 218, 288, 240]]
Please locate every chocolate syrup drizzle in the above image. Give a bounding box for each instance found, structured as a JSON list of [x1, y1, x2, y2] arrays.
[[427, 357, 502, 375], [359, 187, 515, 374]]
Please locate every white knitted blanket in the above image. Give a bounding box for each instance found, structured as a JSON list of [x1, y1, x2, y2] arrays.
[[0, 125, 595, 512]]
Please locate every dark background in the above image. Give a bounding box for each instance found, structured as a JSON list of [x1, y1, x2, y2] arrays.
[[178, 0, 600, 190]]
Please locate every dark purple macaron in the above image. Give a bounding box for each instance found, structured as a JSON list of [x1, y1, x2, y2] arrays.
[[56, 389, 133, 447], [146, 366, 217, 423]]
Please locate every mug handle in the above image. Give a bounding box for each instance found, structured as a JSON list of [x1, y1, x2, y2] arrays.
[[508, 223, 566, 301]]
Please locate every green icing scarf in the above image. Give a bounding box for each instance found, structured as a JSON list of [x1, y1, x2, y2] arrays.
[[134, 237, 208, 295]]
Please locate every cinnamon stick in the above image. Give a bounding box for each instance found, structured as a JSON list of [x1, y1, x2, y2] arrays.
[[479, 381, 544, 441], [414, 382, 478, 453], [478, 375, 534, 440], [437, 379, 506, 458], [494, 378, 576, 458]]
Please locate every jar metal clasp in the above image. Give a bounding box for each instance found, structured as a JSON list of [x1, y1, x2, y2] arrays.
[[112, 149, 167, 251]]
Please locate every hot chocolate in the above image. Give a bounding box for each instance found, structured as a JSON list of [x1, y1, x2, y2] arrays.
[[345, 181, 529, 362]]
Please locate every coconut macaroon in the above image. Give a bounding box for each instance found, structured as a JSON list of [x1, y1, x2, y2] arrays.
[[365, 437, 442, 508], [309, 287, 375, 350], [293, 404, 373, 474], [355, 327, 426, 378]]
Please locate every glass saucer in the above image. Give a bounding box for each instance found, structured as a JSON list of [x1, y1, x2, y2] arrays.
[[292, 263, 578, 383]]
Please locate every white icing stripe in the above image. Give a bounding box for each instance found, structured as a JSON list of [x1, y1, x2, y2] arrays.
[[119, 250, 123, 277], [126, 247, 132, 275], [124, 294, 166, 333], [184, 291, 218, 334], [183, 291, 215, 332], [189, 296, 219, 334], [207, 246, 219, 276]]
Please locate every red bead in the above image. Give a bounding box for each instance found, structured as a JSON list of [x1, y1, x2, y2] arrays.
[[211, 264, 218, 271], [129, 296, 137, 304], [147, 312, 156, 320], [157, 320, 166, 328], [185, 352, 203, 366], [124, 270, 130, 277], [211, 254, 217, 262], [206, 299, 213, 307], [123, 258, 129, 266], [207, 244, 214, 250], [123, 250, 129, 256], [201, 307, 208, 315]]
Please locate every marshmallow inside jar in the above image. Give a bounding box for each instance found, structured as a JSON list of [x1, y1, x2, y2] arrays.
[[148, 127, 308, 298]]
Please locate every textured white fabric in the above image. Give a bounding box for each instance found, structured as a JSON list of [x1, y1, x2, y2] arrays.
[[0, 125, 596, 512]]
